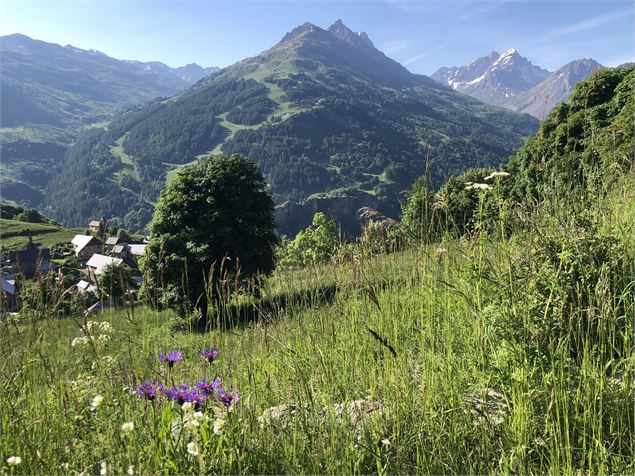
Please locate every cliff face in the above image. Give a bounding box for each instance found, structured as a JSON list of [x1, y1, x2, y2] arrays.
[[275, 192, 391, 238]]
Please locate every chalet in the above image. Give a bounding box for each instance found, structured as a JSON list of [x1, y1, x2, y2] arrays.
[[111, 244, 129, 259], [76, 279, 97, 294], [105, 236, 123, 248], [7, 247, 53, 279], [1, 274, 17, 312], [88, 218, 107, 234], [86, 254, 123, 278], [127, 244, 147, 257], [71, 234, 102, 261]]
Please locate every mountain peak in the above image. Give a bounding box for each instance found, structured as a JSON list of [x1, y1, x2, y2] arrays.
[[280, 22, 322, 43], [328, 19, 375, 49]]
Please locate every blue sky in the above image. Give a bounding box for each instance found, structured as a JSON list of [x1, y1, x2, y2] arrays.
[[2, 0, 633, 74]]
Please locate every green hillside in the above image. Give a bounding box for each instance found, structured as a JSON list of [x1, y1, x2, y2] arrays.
[[46, 21, 538, 231], [0, 34, 215, 208]]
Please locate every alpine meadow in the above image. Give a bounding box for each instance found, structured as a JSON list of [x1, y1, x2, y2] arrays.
[[1, 4, 634, 476]]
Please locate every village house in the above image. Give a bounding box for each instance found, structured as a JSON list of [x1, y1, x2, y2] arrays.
[[105, 236, 123, 249], [71, 234, 102, 261], [88, 218, 107, 234], [86, 254, 123, 279], [7, 247, 53, 279], [111, 244, 129, 259], [76, 279, 97, 294], [1, 273, 17, 312]]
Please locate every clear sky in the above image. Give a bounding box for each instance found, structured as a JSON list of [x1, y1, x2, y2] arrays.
[[1, 0, 633, 74]]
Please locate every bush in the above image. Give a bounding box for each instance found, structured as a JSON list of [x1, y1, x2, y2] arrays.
[[278, 213, 337, 269]]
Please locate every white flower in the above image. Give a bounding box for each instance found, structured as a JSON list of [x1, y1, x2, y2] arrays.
[[186, 441, 199, 456], [121, 422, 134, 434], [181, 401, 193, 413], [71, 336, 90, 347], [99, 321, 112, 332], [192, 411, 204, 422], [6, 456, 21, 466], [98, 334, 110, 343], [184, 418, 200, 431], [86, 321, 95, 332], [213, 418, 225, 435], [381, 438, 391, 446], [90, 394, 104, 410], [127, 465, 134, 475], [484, 171, 510, 181], [465, 183, 490, 191], [100, 461, 107, 475], [60, 462, 70, 470]]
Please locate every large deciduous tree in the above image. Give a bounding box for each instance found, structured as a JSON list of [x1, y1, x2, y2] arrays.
[[143, 154, 277, 318]]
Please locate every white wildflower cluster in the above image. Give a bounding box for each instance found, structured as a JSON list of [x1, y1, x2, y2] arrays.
[[464, 182, 491, 191], [6, 456, 22, 466], [121, 421, 134, 434], [186, 441, 199, 457], [90, 394, 104, 411], [71, 320, 113, 348], [484, 171, 510, 181], [100, 461, 108, 475], [182, 402, 207, 432]]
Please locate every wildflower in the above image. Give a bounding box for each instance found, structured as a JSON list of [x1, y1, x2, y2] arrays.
[[484, 171, 510, 181], [127, 465, 134, 476], [200, 346, 219, 362], [71, 336, 90, 347], [98, 334, 110, 343], [121, 422, 134, 434], [90, 394, 104, 410], [213, 418, 225, 435], [214, 386, 240, 408], [159, 350, 183, 367], [182, 401, 193, 413], [186, 389, 208, 409], [195, 377, 221, 395], [99, 321, 112, 332], [184, 418, 200, 431], [163, 384, 191, 405], [86, 321, 95, 332], [381, 438, 391, 446], [6, 456, 21, 466], [192, 411, 204, 422], [465, 183, 490, 191], [60, 462, 70, 470], [100, 461, 107, 475], [136, 380, 162, 401], [186, 441, 199, 456]]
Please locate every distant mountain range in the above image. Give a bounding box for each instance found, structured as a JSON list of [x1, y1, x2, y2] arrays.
[[432, 49, 602, 118], [42, 20, 538, 233], [0, 33, 218, 207]]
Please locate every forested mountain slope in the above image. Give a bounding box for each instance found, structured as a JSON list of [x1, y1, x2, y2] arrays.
[[46, 20, 537, 232], [0, 34, 218, 207]]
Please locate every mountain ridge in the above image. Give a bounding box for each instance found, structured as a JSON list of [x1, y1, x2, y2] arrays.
[[432, 50, 603, 118], [44, 20, 538, 233]]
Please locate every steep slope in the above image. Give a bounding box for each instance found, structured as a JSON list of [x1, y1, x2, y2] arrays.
[[0, 34, 218, 206], [432, 49, 550, 105], [46, 20, 538, 232], [506, 59, 603, 119]]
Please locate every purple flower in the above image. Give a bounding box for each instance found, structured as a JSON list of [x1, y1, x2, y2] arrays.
[[200, 346, 220, 363], [214, 386, 240, 408], [195, 377, 222, 395], [186, 389, 208, 409], [163, 384, 191, 405], [136, 380, 163, 401], [159, 350, 183, 367]]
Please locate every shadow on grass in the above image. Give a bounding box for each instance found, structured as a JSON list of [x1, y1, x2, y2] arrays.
[[186, 283, 339, 333]]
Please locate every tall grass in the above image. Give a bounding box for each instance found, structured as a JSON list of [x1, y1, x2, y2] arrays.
[[2, 164, 633, 474]]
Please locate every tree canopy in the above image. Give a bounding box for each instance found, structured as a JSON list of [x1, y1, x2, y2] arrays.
[[143, 154, 277, 317]]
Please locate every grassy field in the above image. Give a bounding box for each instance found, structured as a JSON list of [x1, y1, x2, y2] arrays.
[[1, 168, 633, 474], [0, 218, 84, 251]]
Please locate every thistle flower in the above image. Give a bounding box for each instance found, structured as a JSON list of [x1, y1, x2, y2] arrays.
[[194, 377, 221, 395], [214, 386, 240, 408], [6, 456, 21, 466], [136, 380, 162, 401], [159, 350, 183, 367], [90, 394, 104, 410], [186, 441, 199, 456], [200, 346, 219, 362], [121, 422, 134, 434], [163, 384, 191, 405]]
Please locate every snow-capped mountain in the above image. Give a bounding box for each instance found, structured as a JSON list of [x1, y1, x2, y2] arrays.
[[432, 50, 604, 117], [432, 49, 550, 106], [506, 59, 603, 119]]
